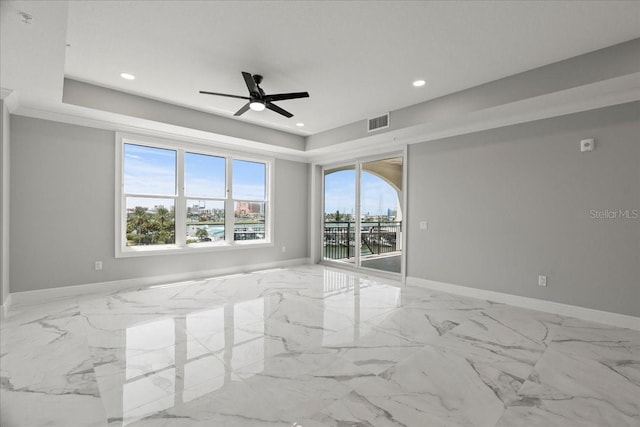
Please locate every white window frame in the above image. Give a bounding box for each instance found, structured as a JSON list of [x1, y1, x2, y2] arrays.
[[115, 132, 273, 258]]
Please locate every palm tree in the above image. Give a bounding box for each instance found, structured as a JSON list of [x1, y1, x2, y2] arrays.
[[154, 229, 170, 244], [155, 206, 172, 229], [128, 206, 150, 245], [149, 206, 175, 244], [168, 206, 176, 243], [196, 228, 209, 241]]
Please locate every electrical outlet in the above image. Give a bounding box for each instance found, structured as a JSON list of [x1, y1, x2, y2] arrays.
[[538, 275, 547, 287], [419, 220, 428, 230], [95, 261, 103, 271], [281, 246, 286, 253]]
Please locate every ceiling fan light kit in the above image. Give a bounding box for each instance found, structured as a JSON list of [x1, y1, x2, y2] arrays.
[[249, 101, 266, 111], [200, 71, 309, 118]]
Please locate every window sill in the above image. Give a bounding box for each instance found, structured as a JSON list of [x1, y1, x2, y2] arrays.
[[116, 240, 273, 258]]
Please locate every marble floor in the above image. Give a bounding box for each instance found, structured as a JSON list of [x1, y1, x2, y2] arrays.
[[1, 264, 639, 427]]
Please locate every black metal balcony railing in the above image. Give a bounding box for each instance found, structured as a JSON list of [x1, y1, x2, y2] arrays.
[[324, 221, 401, 260], [185, 223, 265, 242], [234, 224, 265, 240]]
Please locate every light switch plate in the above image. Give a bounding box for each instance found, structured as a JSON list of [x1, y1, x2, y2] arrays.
[[580, 138, 594, 152]]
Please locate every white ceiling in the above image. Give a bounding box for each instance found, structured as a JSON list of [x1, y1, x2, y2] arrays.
[[2, 1, 640, 136]]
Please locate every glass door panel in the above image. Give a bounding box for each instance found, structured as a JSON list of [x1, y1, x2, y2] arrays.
[[359, 157, 403, 273], [323, 165, 357, 265]]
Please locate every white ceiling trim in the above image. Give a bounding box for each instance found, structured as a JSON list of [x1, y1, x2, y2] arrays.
[[0, 88, 19, 112], [13, 105, 311, 163]]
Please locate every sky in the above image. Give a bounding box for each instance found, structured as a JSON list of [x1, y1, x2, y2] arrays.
[[124, 143, 399, 215], [124, 144, 265, 209], [324, 169, 399, 216]]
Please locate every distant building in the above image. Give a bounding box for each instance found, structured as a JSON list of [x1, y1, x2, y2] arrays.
[[235, 201, 264, 216]]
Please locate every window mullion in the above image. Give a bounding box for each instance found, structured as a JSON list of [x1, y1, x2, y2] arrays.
[[225, 157, 234, 244], [175, 149, 186, 247], [117, 140, 125, 255], [265, 162, 271, 242]]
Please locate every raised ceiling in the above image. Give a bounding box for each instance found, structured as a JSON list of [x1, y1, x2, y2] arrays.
[[2, 1, 640, 138]]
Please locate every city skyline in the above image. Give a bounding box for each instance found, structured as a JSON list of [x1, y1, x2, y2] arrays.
[[324, 169, 399, 217]]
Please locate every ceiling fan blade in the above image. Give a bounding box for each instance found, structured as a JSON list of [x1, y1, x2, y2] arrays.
[[264, 92, 310, 102], [234, 102, 251, 116], [242, 71, 259, 95], [199, 91, 250, 100], [265, 102, 293, 118]]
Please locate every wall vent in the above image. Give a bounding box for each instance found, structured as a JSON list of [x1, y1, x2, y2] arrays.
[[367, 113, 389, 132]]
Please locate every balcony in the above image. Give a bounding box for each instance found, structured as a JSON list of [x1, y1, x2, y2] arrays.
[[323, 221, 402, 273]]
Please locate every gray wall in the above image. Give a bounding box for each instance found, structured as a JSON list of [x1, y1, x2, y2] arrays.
[[9, 116, 309, 293], [407, 102, 640, 317], [1, 100, 9, 305]]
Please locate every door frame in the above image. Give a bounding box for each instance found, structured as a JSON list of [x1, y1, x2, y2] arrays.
[[318, 148, 407, 281]]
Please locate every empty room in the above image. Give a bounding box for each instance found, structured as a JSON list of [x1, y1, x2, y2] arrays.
[[1, 1, 639, 426]]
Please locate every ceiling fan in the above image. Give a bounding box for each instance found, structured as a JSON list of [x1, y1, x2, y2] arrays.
[[199, 72, 309, 118]]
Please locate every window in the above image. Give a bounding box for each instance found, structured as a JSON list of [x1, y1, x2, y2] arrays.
[[232, 160, 266, 241], [123, 144, 177, 246], [116, 134, 272, 257], [185, 153, 226, 244]]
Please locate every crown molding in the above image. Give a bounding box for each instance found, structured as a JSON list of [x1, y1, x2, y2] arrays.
[[0, 88, 19, 112]]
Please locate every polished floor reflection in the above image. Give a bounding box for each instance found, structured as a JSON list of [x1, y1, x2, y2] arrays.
[[1, 265, 639, 426]]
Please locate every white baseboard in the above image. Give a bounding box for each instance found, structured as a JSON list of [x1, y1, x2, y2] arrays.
[[1, 293, 11, 320], [406, 276, 640, 331], [8, 258, 311, 308]]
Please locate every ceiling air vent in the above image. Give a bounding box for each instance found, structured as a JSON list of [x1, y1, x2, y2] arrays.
[[368, 113, 389, 132]]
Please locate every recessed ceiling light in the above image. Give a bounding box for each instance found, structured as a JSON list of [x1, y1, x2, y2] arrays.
[[296, 122, 304, 127], [120, 72, 136, 80], [413, 79, 426, 87]]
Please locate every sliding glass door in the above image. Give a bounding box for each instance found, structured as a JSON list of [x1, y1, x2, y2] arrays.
[[322, 156, 403, 274]]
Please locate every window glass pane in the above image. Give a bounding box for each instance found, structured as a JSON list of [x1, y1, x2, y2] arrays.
[[234, 201, 265, 241], [124, 144, 176, 195], [232, 160, 265, 200], [186, 199, 225, 244], [185, 153, 226, 198], [125, 198, 175, 246], [324, 168, 356, 224]]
